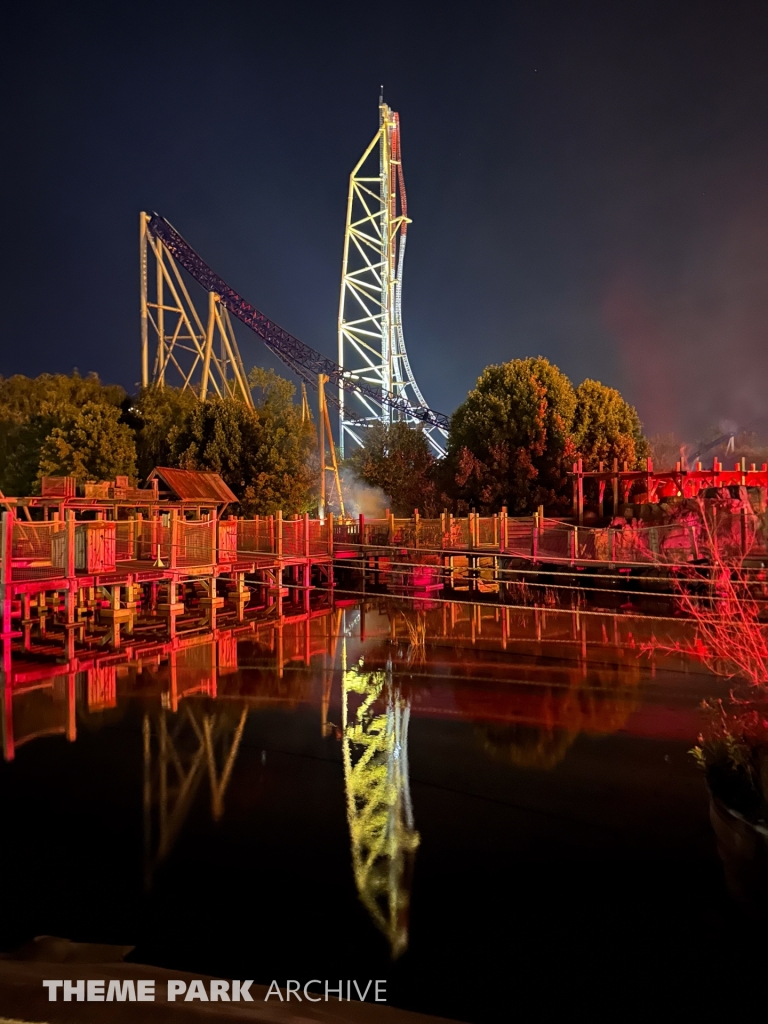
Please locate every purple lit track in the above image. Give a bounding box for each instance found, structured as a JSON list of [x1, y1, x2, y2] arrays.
[[146, 214, 450, 430]]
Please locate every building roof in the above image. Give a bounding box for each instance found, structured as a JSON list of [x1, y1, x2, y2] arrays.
[[148, 467, 238, 504]]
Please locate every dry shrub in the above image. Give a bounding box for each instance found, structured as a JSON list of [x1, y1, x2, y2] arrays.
[[645, 501, 768, 685]]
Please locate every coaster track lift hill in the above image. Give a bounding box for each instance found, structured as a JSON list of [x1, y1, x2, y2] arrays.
[[139, 104, 447, 456]]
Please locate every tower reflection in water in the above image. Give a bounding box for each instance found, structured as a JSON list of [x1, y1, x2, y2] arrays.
[[342, 644, 419, 960], [2, 598, 661, 958]]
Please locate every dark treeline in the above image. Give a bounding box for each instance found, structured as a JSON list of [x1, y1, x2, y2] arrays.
[[350, 356, 648, 516], [0, 369, 315, 516], [0, 356, 648, 516]]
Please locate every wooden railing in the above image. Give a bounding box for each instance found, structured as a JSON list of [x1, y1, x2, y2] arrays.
[[4, 504, 767, 581]]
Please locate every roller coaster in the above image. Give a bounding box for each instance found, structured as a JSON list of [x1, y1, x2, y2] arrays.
[[140, 101, 448, 456]]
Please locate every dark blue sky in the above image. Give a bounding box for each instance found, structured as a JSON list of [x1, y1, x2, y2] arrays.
[[3, 0, 768, 439]]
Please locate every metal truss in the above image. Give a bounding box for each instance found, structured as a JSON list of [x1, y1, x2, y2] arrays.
[[143, 214, 449, 435], [140, 213, 253, 405], [338, 102, 448, 457], [342, 645, 419, 958]]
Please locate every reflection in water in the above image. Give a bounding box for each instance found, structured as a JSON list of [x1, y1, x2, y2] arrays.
[[475, 660, 641, 770], [480, 723, 576, 771], [142, 703, 248, 885], [342, 639, 419, 959], [1, 596, 710, 964]]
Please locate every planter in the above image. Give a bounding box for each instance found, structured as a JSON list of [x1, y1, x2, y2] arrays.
[[709, 794, 768, 916]]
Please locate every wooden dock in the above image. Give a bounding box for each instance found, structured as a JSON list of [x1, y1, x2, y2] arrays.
[[2, 492, 767, 659], [0, 508, 335, 656], [333, 503, 768, 587]]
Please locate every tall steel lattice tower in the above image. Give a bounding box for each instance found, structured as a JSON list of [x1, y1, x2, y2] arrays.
[[338, 102, 447, 457]]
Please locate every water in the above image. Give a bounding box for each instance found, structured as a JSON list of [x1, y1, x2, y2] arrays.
[[1, 598, 764, 1020]]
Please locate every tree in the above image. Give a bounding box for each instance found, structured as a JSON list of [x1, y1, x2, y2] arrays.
[[0, 373, 129, 494], [347, 421, 439, 516], [446, 357, 577, 514], [244, 368, 317, 514], [130, 386, 199, 479], [572, 379, 649, 470], [38, 401, 137, 481], [166, 369, 316, 515], [649, 433, 684, 471]]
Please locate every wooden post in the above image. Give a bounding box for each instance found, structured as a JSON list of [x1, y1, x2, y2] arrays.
[[359, 513, 365, 548], [304, 512, 310, 558], [598, 462, 604, 517], [276, 510, 283, 558], [210, 506, 218, 566], [572, 462, 578, 518], [1, 511, 12, 639], [66, 673, 76, 742], [577, 458, 584, 525], [532, 512, 539, 560], [2, 678, 14, 762], [613, 458, 619, 516], [328, 512, 334, 557], [580, 615, 587, 673], [740, 507, 748, 558], [169, 509, 178, 570], [65, 509, 75, 578], [413, 508, 419, 549]]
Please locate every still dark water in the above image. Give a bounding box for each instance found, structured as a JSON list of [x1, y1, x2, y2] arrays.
[[1, 599, 765, 1020]]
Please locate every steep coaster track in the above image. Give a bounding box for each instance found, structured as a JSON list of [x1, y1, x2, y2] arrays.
[[146, 214, 450, 432]]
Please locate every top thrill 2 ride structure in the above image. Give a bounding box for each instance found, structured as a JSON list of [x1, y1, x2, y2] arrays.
[[337, 101, 447, 456], [140, 101, 448, 456]]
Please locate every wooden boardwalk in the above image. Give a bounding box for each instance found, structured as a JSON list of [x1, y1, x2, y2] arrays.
[[1, 494, 766, 660], [0, 510, 334, 655], [333, 506, 768, 576]]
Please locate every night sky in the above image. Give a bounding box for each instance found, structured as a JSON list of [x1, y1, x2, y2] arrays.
[[3, 0, 768, 440]]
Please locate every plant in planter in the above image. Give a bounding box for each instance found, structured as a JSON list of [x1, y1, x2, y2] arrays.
[[692, 697, 768, 915]]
